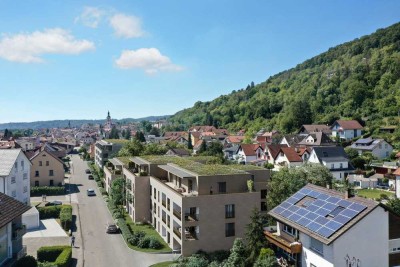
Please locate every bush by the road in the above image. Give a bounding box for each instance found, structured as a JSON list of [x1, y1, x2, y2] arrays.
[[38, 206, 62, 219], [99, 187, 108, 196], [128, 230, 146, 246], [148, 236, 162, 249], [117, 218, 133, 242], [60, 205, 72, 231], [31, 186, 65, 196], [13, 255, 37, 267], [37, 246, 72, 267]]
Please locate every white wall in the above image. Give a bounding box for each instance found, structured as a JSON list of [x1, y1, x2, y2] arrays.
[[4, 151, 30, 205], [333, 206, 388, 267], [371, 141, 392, 159], [396, 176, 400, 198]]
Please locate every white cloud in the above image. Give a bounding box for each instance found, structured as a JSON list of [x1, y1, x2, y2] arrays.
[[115, 48, 183, 74], [0, 28, 95, 63], [75, 6, 104, 28], [109, 13, 144, 38]]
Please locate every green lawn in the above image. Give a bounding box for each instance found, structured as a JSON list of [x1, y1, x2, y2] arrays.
[[124, 214, 172, 253], [356, 188, 394, 199], [149, 261, 175, 267]]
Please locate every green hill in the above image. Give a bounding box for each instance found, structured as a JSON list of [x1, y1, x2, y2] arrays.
[[168, 22, 400, 143]]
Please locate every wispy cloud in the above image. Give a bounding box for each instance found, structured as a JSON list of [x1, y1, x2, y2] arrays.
[[0, 28, 95, 63], [75, 6, 105, 28], [115, 48, 183, 74], [109, 13, 144, 38]]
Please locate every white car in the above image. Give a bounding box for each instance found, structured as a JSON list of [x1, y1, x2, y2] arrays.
[[87, 189, 96, 196]]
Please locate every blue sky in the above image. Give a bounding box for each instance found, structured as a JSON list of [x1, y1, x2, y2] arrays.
[[0, 1, 400, 123]]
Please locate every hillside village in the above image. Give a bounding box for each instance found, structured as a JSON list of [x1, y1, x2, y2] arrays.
[[1, 108, 400, 267]]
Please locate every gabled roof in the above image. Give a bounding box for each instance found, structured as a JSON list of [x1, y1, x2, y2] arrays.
[[0, 149, 26, 176], [281, 134, 306, 147], [226, 135, 245, 144], [266, 144, 288, 159], [269, 184, 378, 245], [297, 132, 334, 146], [312, 146, 349, 163], [279, 147, 303, 162], [0, 192, 31, 228], [331, 120, 363, 130], [29, 149, 65, 165], [350, 138, 388, 151], [394, 168, 400, 176], [166, 148, 191, 157], [299, 124, 332, 134], [238, 144, 262, 156], [189, 126, 216, 132]]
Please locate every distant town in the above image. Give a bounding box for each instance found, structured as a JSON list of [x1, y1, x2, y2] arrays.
[[1, 110, 400, 267]]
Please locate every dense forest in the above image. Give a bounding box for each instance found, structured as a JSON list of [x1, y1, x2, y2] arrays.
[[168, 22, 400, 141]]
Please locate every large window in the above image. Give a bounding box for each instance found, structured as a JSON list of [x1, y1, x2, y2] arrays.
[[225, 223, 235, 237], [283, 224, 296, 236], [260, 189, 267, 199], [218, 182, 226, 193], [225, 204, 235, 218], [310, 237, 323, 255], [49, 170, 54, 176]]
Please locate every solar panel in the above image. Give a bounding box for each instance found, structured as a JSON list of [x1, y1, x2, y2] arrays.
[[299, 188, 312, 195], [348, 203, 366, 212], [326, 196, 341, 204], [315, 208, 330, 217], [307, 221, 322, 232], [288, 205, 300, 213], [307, 204, 320, 212], [288, 213, 302, 222], [281, 210, 293, 218], [273, 206, 285, 215], [280, 202, 291, 209], [333, 215, 351, 224], [322, 203, 338, 212], [325, 220, 343, 231], [317, 193, 330, 200], [308, 190, 320, 198], [286, 197, 298, 204], [313, 199, 327, 207], [298, 217, 312, 227], [339, 208, 358, 218], [292, 192, 306, 200], [305, 212, 318, 220], [296, 208, 309, 216], [337, 199, 352, 208], [316, 227, 335, 238], [315, 216, 330, 225]]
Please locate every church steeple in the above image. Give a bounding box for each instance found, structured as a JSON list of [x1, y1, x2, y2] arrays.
[[107, 111, 111, 122]]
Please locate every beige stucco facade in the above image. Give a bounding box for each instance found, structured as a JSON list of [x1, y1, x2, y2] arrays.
[[122, 156, 270, 256], [30, 150, 65, 187]]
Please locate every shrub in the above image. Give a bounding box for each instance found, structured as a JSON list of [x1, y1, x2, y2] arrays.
[[38, 206, 62, 219], [99, 188, 108, 196], [13, 255, 37, 267], [380, 193, 389, 200], [55, 246, 72, 267], [112, 210, 123, 219], [117, 218, 133, 242], [37, 246, 72, 267], [97, 181, 103, 188], [148, 236, 162, 249], [137, 236, 151, 248], [129, 231, 146, 246], [31, 186, 65, 196], [59, 205, 73, 231]]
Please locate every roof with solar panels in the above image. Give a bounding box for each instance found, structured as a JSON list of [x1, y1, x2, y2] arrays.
[[269, 183, 378, 244]]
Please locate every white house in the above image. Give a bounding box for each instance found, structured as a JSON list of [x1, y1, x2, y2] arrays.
[[265, 144, 288, 165], [395, 168, 400, 198], [236, 144, 264, 165], [308, 146, 354, 180], [266, 184, 400, 267], [274, 147, 303, 169], [331, 120, 363, 140], [0, 149, 31, 205], [350, 138, 393, 159]]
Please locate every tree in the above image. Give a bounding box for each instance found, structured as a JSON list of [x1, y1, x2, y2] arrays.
[[187, 133, 193, 149], [198, 140, 207, 154], [344, 148, 359, 160], [301, 163, 333, 186], [245, 208, 268, 265], [111, 178, 125, 209], [149, 127, 160, 137], [351, 157, 366, 170], [223, 238, 247, 267], [118, 140, 144, 157], [109, 126, 119, 139], [254, 248, 277, 267], [125, 130, 131, 140], [143, 143, 168, 155], [200, 141, 223, 157], [387, 198, 400, 215], [140, 120, 152, 133], [135, 131, 146, 142]]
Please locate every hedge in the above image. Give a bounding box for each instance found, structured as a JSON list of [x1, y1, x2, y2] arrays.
[[37, 246, 72, 267], [117, 218, 133, 242], [60, 205, 73, 231], [13, 255, 38, 267], [38, 206, 62, 219], [31, 186, 65, 196]]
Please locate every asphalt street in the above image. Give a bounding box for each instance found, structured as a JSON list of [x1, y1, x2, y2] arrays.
[[70, 154, 175, 267]]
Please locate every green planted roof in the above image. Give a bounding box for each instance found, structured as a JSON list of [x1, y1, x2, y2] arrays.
[[140, 155, 265, 176], [104, 139, 129, 145], [116, 157, 131, 165]]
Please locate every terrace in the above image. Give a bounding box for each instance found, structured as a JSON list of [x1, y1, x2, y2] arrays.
[[264, 227, 302, 254]]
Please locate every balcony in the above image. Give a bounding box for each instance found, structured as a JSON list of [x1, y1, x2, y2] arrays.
[[185, 213, 199, 221], [173, 209, 181, 220], [173, 227, 181, 238], [264, 227, 302, 254], [12, 225, 26, 240], [162, 200, 166, 208]]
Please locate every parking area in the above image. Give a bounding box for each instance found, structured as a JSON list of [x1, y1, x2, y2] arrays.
[[24, 219, 68, 238]]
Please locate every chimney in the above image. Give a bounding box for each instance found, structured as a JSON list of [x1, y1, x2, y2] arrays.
[[345, 188, 354, 199], [326, 183, 331, 190]]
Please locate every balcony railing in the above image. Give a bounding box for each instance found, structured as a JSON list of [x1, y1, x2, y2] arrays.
[[173, 209, 181, 220], [264, 228, 302, 254], [162, 217, 166, 224], [162, 200, 166, 208], [173, 228, 181, 238], [185, 213, 199, 221], [12, 225, 26, 240]]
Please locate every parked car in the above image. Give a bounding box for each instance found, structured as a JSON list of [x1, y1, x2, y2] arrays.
[[87, 189, 96, 196], [85, 169, 91, 174], [88, 174, 94, 180], [106, 222, 119, 234], [45, 200, 62, 206]]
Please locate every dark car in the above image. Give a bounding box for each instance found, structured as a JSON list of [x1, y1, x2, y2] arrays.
[[88, 174, 94, 180], [106, 223, 119, 234], [85, 169, 91, 174], [45, 200, 62, 206]]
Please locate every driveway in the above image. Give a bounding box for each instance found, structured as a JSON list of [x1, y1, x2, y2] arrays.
[[24, 219, 68, 238], [70, 155, 175, 267]]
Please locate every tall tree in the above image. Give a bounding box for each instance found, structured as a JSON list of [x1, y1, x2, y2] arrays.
[[125, 130, 131, 140], [245, 208, 268, 265], [187, 133, 193, 149], [223, 238, 247, 267]]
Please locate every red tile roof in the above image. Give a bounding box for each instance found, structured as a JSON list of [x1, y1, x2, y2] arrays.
[[394, 168, 400, 176], [240, 144, 262, 156], [267, 144, 288, 159], [227, 135, 245, 144], [334, 120, 363, 130], [281, 147, 303, 162]]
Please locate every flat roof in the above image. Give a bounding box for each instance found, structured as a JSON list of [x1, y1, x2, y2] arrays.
[[158, 164, 196, 178]]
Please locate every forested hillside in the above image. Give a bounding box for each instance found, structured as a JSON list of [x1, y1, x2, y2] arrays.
[[168, 22, 400, 138]]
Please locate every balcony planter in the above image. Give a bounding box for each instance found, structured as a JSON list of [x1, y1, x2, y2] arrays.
[[247, 179, 254, 192]]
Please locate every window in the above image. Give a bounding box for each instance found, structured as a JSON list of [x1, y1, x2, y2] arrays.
[[14, 162, 18, 172], [225, 223, 235, 237], [39, 161, 42, 166], [49, 170, 54, 176], [23, 173, 28, 180], [260, 189, 267, 199], [225, 204, 235, 218], [283, 224, 296, 236], [261, 202, 267, 211], [12, 190, 16, 197], [340, 163, 343, 169], [23, 186, 27, 193], [218, 182, 226, 193], [331, 163, 334, 169], [35, 181, 39, 186], [21, 161, 24, 170], [11, 177, 16, 184], [49, 180, 54, 186], [46, 161, 49, 166], [35, 171, 39, 177], [310, 237, 323, 255]]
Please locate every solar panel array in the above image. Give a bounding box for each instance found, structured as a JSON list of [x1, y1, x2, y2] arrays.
[[272, 187, 367, 238]]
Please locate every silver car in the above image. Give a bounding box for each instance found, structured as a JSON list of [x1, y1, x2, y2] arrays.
[[87, 189, 96, 196]]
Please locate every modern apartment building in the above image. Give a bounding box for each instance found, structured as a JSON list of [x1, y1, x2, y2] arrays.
[[94, 140, 124, 169], [104, 158, 124, 194], [266, 184, 400, 267], [121, 155, 270, 256]]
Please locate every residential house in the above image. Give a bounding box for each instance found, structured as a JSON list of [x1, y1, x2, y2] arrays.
[[104, 158, 124, 194], [236, 144, 264, 165], [350, 138, 393, 159], [280, 135, 306, 147], [298, 124, 332, 135], [29, 149, 65, 187], [265, 144, 288, 165], [330, 120, 363, 141], [297, 132, 335, 147], [95, 140, 124, 169], [395, 168, 400, 198], [0, 149, 31, 205], [224, 136, 245, 147], [308, 146, 354, 180], [370, 161, 398, 189], [223, 145, 239, 160], [274, 147, 304, 169], [347, 174, 378, 189], [0, 140, 18, 149], [266, 184, 400, 267], [123, 155, 270, 256], [15, 138, 35, 151], [0, 193, 31, 265], [165, 148, 191, 157]]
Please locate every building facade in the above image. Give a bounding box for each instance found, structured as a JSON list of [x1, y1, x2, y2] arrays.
[[94, 140, 123, 169], [30, 150, 65, 187]]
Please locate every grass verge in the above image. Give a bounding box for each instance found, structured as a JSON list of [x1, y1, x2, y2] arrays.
[[356, 188, 394, 199], [150, 261, 175, 267]]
